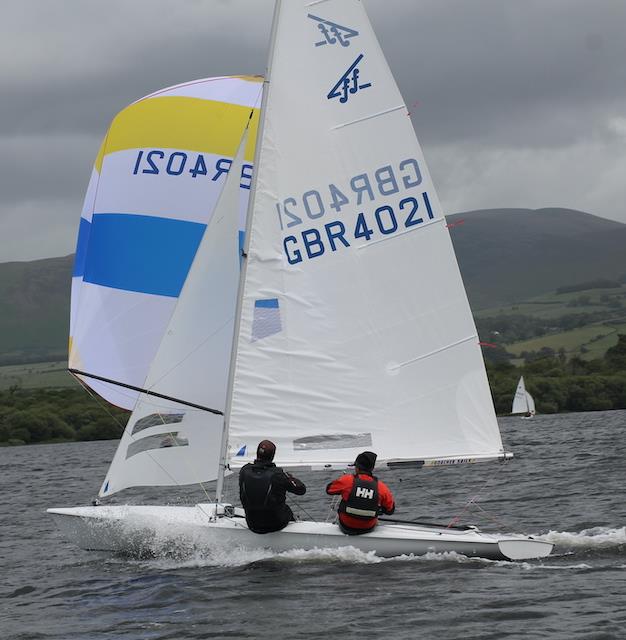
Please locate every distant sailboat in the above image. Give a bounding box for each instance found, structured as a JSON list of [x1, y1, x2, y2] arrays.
[[48, 0, 552, 561], [512, 376, 536, 419]]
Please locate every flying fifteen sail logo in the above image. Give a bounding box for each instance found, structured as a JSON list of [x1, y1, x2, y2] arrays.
[[327, 54, 372, 103], [308, 14, 359, 47]]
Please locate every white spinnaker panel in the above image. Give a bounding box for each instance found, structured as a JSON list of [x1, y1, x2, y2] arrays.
[[512, 376, 528, 414], [227, 0, 504, 467], [70, 76, 262, 409], [99, 130, 249, 496]]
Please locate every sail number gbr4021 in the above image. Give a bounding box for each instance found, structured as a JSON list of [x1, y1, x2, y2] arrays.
[[276, 158, 436, 265]]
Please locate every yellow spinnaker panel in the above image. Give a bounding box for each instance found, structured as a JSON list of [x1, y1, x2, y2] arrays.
[[94, 97, 260, 172]]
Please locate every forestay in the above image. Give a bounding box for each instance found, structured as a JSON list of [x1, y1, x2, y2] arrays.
[[70, 76, 262, 409], [227, 0, 507, 469]]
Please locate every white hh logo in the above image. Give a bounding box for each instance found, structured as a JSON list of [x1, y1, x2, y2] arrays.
[[355, 487, 374, 499]]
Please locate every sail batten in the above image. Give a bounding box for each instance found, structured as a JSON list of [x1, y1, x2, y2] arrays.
[[332, 104, 406, 129]]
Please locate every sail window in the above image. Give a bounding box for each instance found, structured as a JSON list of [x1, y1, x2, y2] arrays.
[[126, 432, 189, 459], [293, 433, 372, 451], [131, 413, 185, 435], [251, 298, 282, 341]]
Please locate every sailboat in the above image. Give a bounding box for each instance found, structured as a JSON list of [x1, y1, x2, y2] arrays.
[[48, 0, 552, 561], [512, 376, 536, 419]]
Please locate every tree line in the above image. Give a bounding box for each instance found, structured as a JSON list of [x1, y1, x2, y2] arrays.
[[487, 334, 626, 414], [0, 387, 127, 446], [1, 335, 625, 446], [475, 311, 623, 346]]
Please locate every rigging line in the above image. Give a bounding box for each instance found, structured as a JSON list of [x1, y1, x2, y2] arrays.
[[152, 412, 213, 504], [326, 495, 340, 523], [69, 369, 223, 415], [77, 377, 127, 433], [446, 462, 507, 528], [141, 315, 234, 394], [290, 497, 318, 523], [470, 503, 513, 531]]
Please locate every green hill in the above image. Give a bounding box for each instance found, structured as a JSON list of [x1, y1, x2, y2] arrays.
[[448, 208, 626, 309], [1, 208, 625, 365], [0, 255, 72, 364]]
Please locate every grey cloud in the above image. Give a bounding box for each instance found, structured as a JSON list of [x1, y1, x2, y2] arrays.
[[371, 0, 626, 148], [1, 0, 625, 262]]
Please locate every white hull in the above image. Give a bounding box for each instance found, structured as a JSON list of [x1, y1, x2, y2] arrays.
[[47, 504, 553, 561]]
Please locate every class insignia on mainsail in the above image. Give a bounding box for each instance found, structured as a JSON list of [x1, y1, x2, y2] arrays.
[[49, 0, 552, 562]]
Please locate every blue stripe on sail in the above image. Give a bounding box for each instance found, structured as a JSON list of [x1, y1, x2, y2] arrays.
[[73, 217, 91, 277], [82, 213, 205, 297], [255, 298, 279, 308]]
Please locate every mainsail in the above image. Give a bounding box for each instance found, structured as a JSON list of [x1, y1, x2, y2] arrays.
[[227, 0, 507, 469], [70, 76, 262, 409]]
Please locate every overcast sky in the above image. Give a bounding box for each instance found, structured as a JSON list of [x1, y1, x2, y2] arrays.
[[2, 0, 625, 263]]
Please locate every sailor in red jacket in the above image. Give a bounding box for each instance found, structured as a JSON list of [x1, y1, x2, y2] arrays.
[[326, 451, 395, 535]]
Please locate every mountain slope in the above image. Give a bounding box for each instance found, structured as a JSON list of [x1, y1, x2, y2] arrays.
[[0, 255, 73, 363], [447, 208, 626, 309], [0, 208, 625, 362]]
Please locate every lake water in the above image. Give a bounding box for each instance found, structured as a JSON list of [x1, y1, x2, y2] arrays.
[[2, 410, 625, 639]]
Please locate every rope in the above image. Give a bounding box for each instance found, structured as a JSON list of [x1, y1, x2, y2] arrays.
[[326, 495, 340, 523], [445, 461, 507, 528], [469, 503, 513, 530], [289, 497, 318, 523]]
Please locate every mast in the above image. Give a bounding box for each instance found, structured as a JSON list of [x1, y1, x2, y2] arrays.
[[215, 0, 283, 502]]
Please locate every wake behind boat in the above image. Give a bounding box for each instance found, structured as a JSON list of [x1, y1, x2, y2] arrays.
[[48, 0, 553, 562]]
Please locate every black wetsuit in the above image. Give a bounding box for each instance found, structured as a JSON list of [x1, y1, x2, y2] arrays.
[[239, 460, 306, 534]]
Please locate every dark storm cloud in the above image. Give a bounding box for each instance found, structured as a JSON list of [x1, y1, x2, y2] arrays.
[[370, 0, 626, 147], [1, 0, 625, 262]]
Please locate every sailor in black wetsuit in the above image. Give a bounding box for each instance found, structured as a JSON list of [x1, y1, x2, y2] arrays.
[[239, 440, 306, 534]]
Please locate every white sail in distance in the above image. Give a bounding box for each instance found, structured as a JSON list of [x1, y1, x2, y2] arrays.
[[98, 127, 251, 496], [512, 376, 535, 416], [227, 0, 508, 469]]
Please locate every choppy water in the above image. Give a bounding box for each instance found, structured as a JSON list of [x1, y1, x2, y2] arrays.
[[2, 410, 625, 639]]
